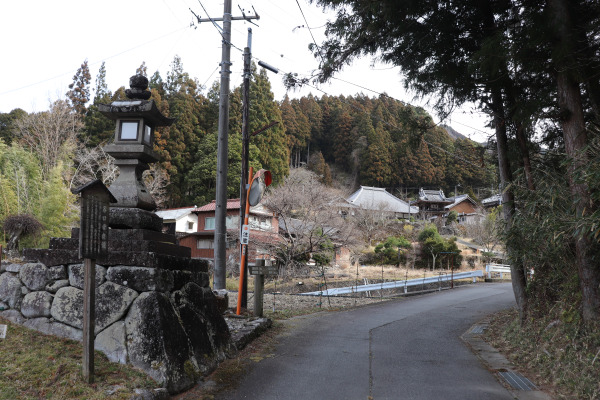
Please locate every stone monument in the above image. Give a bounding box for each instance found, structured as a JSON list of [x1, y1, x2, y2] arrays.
[[2, 75, 232, 394]]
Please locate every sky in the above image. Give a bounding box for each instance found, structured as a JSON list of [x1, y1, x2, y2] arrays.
[[0, 0, 493, 142]]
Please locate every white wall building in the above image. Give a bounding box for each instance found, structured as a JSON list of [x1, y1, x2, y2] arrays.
[[155, 207, 198, 234]]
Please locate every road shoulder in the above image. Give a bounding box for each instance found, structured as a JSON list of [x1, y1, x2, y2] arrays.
[[462, 319, 552, 400]]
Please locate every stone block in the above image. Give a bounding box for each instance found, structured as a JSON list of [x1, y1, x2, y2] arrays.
[[0, 301, 8, 311], [19, 263, 49, 291], [96, 321, 127, 364], [131, 388, 170, 400], [72, 228, 178, 244], [0, 272, 24, 309], [50, 236, 189, 257], [106, 266, 174, 292], [95, 282, 138, 333], [50, 286, 83, 329], [22, 248, 75, 267], [6, 263, 22, 273], [68, 264, 107, 289], [125, 291, 195, 393], [110, 208, 163, 231], [47, 265, 67, 280], [213, 289, 229, 314], [23, 317, 82, 341], [172, 270, 209, 291], [49, 237, 78, 250], [0, 309, 26, 324], [24, 248, 209, 271], [51, 283, 138, 334], [46, 279, 70, 293], [21, 291, 53, 318], [171, 283, 231, 352], [106, 240, 191, 258]]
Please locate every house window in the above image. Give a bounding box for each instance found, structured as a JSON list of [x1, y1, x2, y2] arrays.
[[188, 221, 194, 231], [197, 239, 213, 249], [249, 216, 258, 229], [226, 215, 239, 229], [249, 216, 271, 230], [204, 217, 215, 230]]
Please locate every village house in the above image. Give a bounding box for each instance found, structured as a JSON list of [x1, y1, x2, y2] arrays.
[[444, 194, 483, 225], [155, 206, 198, 235], [481, 193, 502, 209], [344, 186, 418, 219], [415, 188, 453, 218], [176, 199, 279, 263]]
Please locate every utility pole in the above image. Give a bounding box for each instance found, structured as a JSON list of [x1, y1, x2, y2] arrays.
[[192, 2, 259, 290], [239, 28, 252, 308]]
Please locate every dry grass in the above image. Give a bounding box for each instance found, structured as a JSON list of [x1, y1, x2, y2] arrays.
[[0, 316, 156, 400], [485, 308, 600, 400]]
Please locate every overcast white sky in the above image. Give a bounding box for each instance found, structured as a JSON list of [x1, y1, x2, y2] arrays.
[[0, 0, 493, 142]]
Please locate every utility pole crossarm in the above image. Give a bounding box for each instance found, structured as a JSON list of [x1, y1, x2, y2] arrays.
[[195, 15, 259, 23]]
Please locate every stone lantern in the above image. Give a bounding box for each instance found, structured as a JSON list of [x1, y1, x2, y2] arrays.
[[98, 75, 174, 210]]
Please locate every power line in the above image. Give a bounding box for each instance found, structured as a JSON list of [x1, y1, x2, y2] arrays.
[[0, 26, 190, 99], [294, 0, 323, 63]]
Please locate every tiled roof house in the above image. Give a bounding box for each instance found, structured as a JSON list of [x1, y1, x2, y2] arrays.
[[345, 186, 418, 219]]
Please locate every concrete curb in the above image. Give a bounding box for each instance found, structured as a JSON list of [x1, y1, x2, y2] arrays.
[[461, 320, 552, 400]]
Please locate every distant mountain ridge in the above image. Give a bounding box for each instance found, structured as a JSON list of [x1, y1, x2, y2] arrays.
[[441, 124, 469, 141]]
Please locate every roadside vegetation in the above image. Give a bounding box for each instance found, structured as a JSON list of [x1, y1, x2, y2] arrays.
[[0, 316, 156, 399], [486, 308, 600, 400]]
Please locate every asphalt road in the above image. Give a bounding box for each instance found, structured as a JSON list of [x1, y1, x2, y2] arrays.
[[219, 283, 517, 400]]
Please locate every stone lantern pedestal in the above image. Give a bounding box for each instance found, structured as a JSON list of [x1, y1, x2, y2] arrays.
[[15, 75, 232, 394]]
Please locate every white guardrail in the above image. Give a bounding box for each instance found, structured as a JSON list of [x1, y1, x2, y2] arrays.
[[485, 264, 511, 279], [299, 270, 484, 297]]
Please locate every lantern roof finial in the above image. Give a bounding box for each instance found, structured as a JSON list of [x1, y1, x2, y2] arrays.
[[125, 75, 151, 100]]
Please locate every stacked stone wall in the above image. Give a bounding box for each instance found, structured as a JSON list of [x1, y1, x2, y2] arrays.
[[0, 260, 230, 394]]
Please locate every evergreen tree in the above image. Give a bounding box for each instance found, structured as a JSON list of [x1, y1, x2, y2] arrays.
[[66, 59, 91, 115], [331, 105, 354, 169], [0, 108, 27, 145], [360, 121, 393, 186], [136, 61, 148, 77], [289, 99, 310, 167], [83, 62, 113, 147], [308, 151, 332, 186], [162, 56, 206, 205], [299, 94, 323, 154], [149, 71, 166, 99], [248, 67, 289, 185]]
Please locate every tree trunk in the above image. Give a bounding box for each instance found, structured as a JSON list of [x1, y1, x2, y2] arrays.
[[548, 0, 600, 322], [491, 87, 529, 323], [515, 121, 535, 191]]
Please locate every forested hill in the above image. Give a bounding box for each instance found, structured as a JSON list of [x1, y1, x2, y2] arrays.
[[280, 94, 495, 198], [0, 58, 495, 209]]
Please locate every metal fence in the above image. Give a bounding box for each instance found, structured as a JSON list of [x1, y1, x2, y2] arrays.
[[299, 270, 484, 297], [485, 264, 511, 279]]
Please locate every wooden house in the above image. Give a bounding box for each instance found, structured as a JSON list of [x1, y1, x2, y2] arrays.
[[415, 188, 453, 218], [178, 199, 279, 262]]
